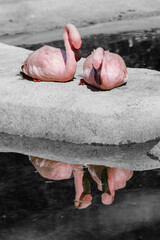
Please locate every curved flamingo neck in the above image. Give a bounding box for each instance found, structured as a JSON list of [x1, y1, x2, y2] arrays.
[[63, 24, 81, 80]]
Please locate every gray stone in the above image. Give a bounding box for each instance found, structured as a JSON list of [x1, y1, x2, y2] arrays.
[[1, 42, 160, 145], [0, 42, 160, 170], [0, 133, 160, 170], [149, 141, 160, 160]]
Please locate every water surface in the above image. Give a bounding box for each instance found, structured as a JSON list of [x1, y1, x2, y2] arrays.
[[0, 152, 160, 239]]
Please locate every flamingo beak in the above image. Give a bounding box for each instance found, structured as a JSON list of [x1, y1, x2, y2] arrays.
[[21, 65, 24, 71], [73, 48, 81, 62], [94, 65, 102, 85], [101, 167, 111, 194], [78, 170, 92, 208], [82, 171, 91, 195]]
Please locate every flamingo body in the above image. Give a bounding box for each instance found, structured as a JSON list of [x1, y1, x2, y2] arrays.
[[22, 24, 82, 82], [83, 47, 128, 90], [30, 156, 73, 180]]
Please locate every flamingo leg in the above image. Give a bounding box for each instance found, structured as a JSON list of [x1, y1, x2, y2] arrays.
[[72, 165, 92, 209], [34, 78, 40, 82], [79, 79, 87, 85]]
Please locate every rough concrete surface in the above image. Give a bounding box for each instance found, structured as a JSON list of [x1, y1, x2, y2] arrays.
[[0, 42, 160, 170], [1, 42, 160, 144]]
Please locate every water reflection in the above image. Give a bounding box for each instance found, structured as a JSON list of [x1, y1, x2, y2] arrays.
[[0, 153, 160, 239], [29, 156, 133, 209], [1, 28, 160, 238]]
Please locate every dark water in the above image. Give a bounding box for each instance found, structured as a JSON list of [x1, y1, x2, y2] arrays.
[[19, 29, 160, 71], [0, 152, 160, 240], [1, 30, 160, 239]]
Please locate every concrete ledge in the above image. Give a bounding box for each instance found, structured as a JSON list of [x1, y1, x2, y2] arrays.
[[1, 42, 160, 145], [1, 0, 160, 46], [2, 16, 160, 46], [0, 42, 160, 170]]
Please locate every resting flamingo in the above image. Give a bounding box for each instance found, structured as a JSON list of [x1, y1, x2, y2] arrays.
[[83, 47, 128, 90], [21, 23, 82, 82]]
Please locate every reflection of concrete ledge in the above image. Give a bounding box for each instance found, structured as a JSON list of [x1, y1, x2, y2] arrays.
[[149, 141, 160, 160], [0, 43, 160, 169], [0, 133, 160, 170]]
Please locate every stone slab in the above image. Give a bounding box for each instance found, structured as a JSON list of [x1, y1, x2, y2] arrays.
[[0, 42, 160, 170], [1, 42, 160, 145]]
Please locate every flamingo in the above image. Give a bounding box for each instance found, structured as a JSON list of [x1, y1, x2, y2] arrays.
[[21, 23, 82, 82], [83, 47, 128, 90]]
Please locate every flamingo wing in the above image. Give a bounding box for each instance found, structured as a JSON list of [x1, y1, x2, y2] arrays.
[[22, 46, 66, 81]]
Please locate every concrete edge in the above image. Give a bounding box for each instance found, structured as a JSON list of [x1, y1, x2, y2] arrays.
[[0, 133, 160, 171], [1, 16, 160, 46]]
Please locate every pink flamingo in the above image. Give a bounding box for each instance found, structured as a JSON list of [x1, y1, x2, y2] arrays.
[[21, 23, 82, 82], [83, 47, 128, 90]]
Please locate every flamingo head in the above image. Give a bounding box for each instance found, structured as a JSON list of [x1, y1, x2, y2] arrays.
[[64, 23, 82, 62], [71, 36, 82, 62], [93, 64, 102, 85], [72, 47, 81, 62]]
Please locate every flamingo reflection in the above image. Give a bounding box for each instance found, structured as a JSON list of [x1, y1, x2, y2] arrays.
[[29, 156, 133, 209]]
